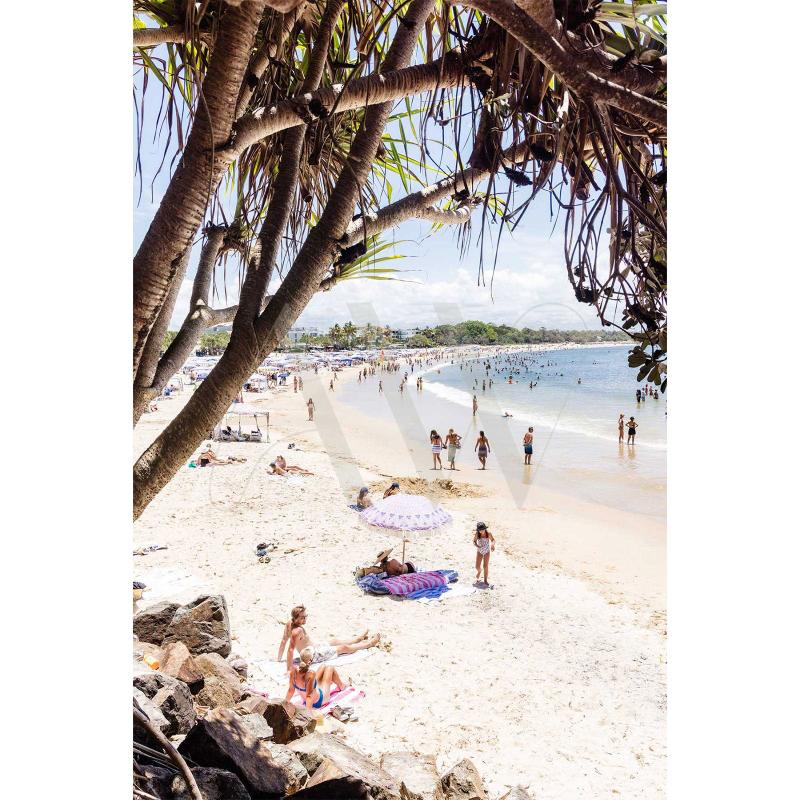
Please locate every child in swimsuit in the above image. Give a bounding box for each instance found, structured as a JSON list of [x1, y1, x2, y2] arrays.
[[473, 522, 496, 586]]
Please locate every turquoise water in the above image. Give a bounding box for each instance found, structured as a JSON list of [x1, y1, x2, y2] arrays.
[[341, 345, 666, 518]]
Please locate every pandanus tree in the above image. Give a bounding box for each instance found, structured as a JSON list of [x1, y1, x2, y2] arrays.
[[133, 0, 667, 518]]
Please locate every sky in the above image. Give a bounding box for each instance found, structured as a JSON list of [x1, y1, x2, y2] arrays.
[[133, 47, 611, 335]]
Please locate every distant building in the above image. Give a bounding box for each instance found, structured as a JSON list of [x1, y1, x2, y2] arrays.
[[208, 323, 233, 332], [392, 328, 420, 340], [287, 326, 321, 343]]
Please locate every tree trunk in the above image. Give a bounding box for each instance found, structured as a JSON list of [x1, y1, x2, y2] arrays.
[[132, 0, 264, 378], [133, 0, 435, 519]]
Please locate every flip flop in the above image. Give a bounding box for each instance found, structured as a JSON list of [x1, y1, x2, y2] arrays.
[[258, 555, 271, 564]]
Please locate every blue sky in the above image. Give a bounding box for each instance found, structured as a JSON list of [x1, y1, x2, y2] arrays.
[[133, 56, 609, 334]]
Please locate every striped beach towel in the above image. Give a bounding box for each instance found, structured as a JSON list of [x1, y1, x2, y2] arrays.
[[382, 571, 448, 595]]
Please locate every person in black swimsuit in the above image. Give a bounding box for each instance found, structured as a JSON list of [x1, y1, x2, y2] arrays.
[[627, 417, 638, 445]]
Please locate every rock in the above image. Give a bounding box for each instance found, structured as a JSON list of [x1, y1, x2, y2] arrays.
[[163, 595, 231, 657], [381, 752, 443, 800], [152, 683, 196, 737], [264, 700, 317, 744], [133, 601, 180, 645], [179, 708, 301, 796], [235, 693, 270, 716], [499, 790, 535, 800], [133, 641, 165, 671], [264, 742, 309, 789], [439, 759, 487, 800], [169, 766, 252, 800], [133, 687, 169, 745], [133, 672, 196, 737], [196, 676, 243, 710], [237, 713, 274, 741], [194, 652, 244, 689], [228, 654, 249, 680], [288, 733, 400, 800], [161, 641, 204, 687]]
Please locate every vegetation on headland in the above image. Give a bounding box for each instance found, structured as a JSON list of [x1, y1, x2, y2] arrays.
[[165, 322, 627, 355]]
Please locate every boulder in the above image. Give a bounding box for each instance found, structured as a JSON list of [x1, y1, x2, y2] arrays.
[[195, 652, 244, 689], [499, 790, 535, 800], [228, 654, 249, 680], [133, 688, 169, 746], [235, 693, 270, 716], [179, 708, 301, 797], [263, 742, 309, 789], [381, 752, 443, 800], [169, 766, 252, 800], [133, 601, 180, 645], [265, 700, 317, 744], [133, 641, 165, 670], [152, 682, 196, 737], [288, 733, 400, 800], [133, 672, 196, 737], [237, 713, 274, 741], [439, 760, 487, 800], [163, 595, 231, 657], [161, 641, 204, 687], [196, 676, 243, 710]]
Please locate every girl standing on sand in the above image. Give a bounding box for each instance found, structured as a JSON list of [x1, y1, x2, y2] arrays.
[[473, 522, 495, 586], [430, 430, 443, 470], [475, 431, 491, 469]]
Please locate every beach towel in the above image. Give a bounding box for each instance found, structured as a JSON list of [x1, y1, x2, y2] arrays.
[[407, 584, 451, 600], [356, 569, 458, 597], [250, 649, 375, 684], [289, 683, 365, 716]]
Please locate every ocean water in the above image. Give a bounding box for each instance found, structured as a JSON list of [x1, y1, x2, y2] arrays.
[[341, 345, 666, 518]]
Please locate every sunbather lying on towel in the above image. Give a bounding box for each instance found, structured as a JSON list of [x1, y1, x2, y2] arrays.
[[355, 548, 416, 578], [278, 605, 381, 672], [275, 455, 314, 475], [284, 647, 351, 711], [198, 444, 236, 466]]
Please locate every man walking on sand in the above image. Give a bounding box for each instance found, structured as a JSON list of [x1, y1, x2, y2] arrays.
[[523, 427, 534, 465]]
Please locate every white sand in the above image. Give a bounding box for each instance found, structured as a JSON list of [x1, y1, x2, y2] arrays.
[[134, 362, 665, 798]]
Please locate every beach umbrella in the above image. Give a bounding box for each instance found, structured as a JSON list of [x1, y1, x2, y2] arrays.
[[360, 493, 452, 561]]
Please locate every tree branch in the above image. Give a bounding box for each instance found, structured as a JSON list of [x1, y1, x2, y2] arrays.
[[461, 0, 666, 130], [133, 25, 212, 48], [229, 51, 466, 157]]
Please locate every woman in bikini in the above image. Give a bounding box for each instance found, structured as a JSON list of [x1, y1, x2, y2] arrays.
[[430, 430, 443, 470], [475, 431, 491, 469], [275, 455, 314, 475], [618, 414, 625, 443], [277, 605, 381, 673], [284, 647, 350, 711]]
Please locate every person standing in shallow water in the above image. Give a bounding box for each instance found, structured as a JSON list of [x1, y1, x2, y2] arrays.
[[618, 414, 625, 443], [523, 427, 534, 465], [627, 416, 638, 444]]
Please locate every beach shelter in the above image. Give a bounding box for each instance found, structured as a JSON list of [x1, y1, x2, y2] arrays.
[[360, 493, 452, 561], [215, 403, 269, 442]]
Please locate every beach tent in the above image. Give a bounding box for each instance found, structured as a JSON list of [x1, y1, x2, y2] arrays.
[[214, 403, 269, 443]]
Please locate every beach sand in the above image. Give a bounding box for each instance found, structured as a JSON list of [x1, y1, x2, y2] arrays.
[[134, 360, 666, 798]]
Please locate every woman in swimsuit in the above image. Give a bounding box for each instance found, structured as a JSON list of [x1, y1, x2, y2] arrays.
[[275, 455, 314, 475], [383, 481, 400, 498], [284, 647, 350, 711], [445, 429, 461, 470], [430, 430, 443, 470], [627, 416, 638, 444], [355, 487, 372, 510], [618, 414, 625, 443], [278, 606, 381, 673], [475, 431, 490, 469]]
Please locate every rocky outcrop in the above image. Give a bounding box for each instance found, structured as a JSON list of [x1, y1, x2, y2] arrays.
[[178, 708, 302, 797], [133, 672, 196, 737], [160, 641, 204, 687], [162, 595, 231, 657]]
